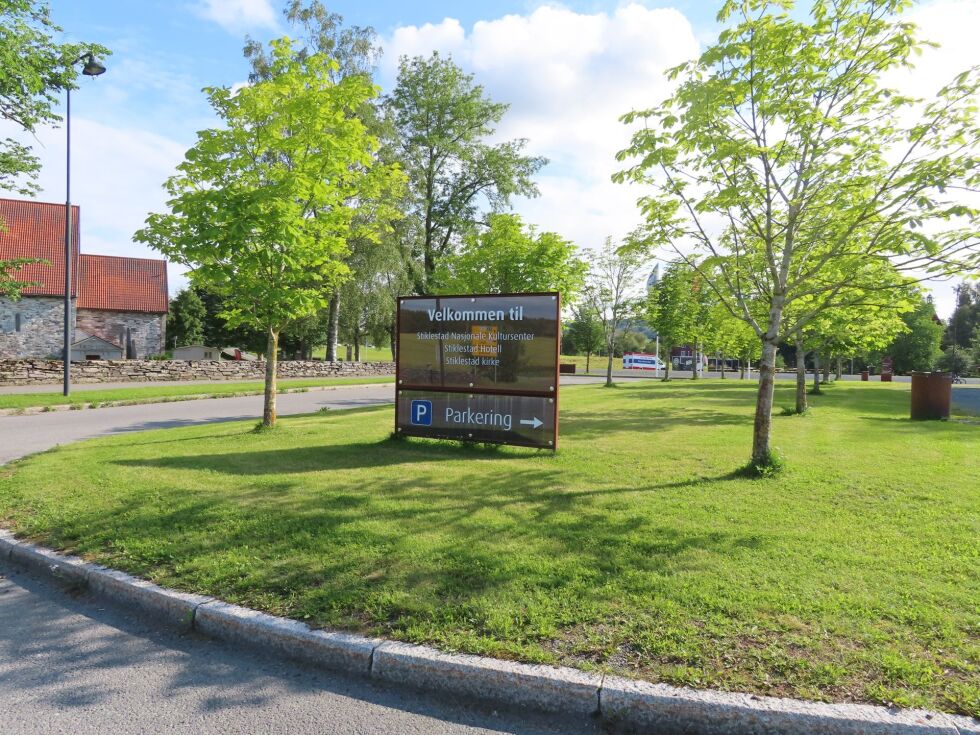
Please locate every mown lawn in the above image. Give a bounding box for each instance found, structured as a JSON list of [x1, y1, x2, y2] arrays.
[[311, 345, 392, 362], [0, 380, 976, 716], [559, 353, 623, 372], [0, 376, 394, 410]]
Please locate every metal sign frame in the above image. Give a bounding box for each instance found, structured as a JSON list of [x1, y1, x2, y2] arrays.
[[395, 291, 560, 450]]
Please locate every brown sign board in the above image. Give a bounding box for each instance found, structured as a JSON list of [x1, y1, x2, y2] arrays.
[[396, 292, 560, 449], [396, 390, 557, 449], [397, 293, 560, 394]]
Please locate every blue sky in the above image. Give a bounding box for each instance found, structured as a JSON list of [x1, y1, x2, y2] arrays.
[[9, 1, 977, 316]]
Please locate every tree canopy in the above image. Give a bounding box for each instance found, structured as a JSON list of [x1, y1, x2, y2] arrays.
[[386, 52, 546, 293], [136, 39, 404, 425], [0, 0, 109, 197], [433, 213, 586, 299], [616, 0, 980, 469]]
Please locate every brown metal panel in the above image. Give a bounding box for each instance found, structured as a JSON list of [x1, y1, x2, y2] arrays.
[[910, 372, 952, 420]]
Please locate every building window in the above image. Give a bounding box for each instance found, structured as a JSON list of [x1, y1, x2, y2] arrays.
[[14, 313, 21, 332]]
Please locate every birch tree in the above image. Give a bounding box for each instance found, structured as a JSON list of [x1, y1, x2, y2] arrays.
[[584, 239, 647, 387]]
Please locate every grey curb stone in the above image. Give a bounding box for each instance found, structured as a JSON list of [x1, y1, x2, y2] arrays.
[[951, 715, 980, 734], [2, 534, 89, 587], [371, 640, 602, 717], [0, 529, 14, 561], [599, 675, 963, 735], [85, 565, 213, 631], [194, 599, 379, 675]]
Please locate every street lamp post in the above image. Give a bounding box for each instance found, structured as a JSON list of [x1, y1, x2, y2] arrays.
[[63, 53, 106, 397]]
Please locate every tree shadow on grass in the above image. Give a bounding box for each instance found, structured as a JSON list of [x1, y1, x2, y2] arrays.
[[43, 432, 763, 641], [111, 438, 547, 476]]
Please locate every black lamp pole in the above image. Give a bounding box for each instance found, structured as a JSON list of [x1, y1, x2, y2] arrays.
[[63, 53, 106, 397]]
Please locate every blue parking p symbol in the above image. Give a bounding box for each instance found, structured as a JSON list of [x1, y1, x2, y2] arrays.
[[411, 400, 432, 426]]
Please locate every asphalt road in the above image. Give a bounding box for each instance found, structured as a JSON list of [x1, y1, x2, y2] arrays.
[[0, 384, 397, 465], [0, 376, 622, 465], [0, 562, 600, 735]]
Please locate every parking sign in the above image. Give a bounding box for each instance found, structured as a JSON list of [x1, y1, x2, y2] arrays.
[[411, 399, 432, 426]]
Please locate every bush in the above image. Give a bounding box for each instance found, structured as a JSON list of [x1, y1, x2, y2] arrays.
[[936, 347, 970, 375]]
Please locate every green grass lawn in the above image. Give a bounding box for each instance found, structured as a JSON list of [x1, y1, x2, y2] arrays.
[[0, 381, 977, 716], [559, 353, 623, 372], [311, 345, 393, 361], [0, 376, 394, 411]]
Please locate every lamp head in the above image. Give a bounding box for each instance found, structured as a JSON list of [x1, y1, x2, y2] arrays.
[[80, 54, 106, 77]]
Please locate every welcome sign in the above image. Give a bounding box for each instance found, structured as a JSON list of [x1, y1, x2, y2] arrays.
[[395, 293, 560, 449]]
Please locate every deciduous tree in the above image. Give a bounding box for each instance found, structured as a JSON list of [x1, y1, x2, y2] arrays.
[[433, 213, 586, 299], [882, 295, 943, 374], [0, 0, 109, 197], [136, 40, 404, 427], [645, 262, 697, 381], [584, 239, 646, 387], [564, 304, 604, 372], [386, 53, 546, 293], [0, 257, 42, 299], [168, 288, 206, 348], [616, 0, 980, 471]]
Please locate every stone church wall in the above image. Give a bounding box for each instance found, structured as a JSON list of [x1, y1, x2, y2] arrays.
[[0, 358, 395, 386], [75, 309, 166, 358], [0, 297, 68, 359]]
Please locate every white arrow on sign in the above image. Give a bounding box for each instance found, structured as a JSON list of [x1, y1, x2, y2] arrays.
[[520, 417, 543, 429]]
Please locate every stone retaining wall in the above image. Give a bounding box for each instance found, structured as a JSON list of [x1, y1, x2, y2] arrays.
[[0, 359, 395, 386]]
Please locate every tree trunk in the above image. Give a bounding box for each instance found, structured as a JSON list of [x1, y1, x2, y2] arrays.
[[390, 322, 397, 361], [823, 360, 831, 384], [836, 356, 843, 380], [690, 344, 699, 380], [752, 338, 778, 467], [663, 354, 671, 382], [345, 343, 353, 361], [795, 338, 808, 414], [720, 352, 726, 379], [326, 292, 340, 362], [263, 328, 279, 428], [739, 359, 746, 380], [586, 350, 591, 373], [354, 335, 361, 362], [812, 351, 821, 394], [605, 346, 614, 387]]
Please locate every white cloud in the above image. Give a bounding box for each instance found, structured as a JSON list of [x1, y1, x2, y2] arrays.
[[384, 1, 978, 317], [193, 0, 278, 33], [0, 116, 192, 293], [383, 4, 700, 252], [883, 0, 980, 317]]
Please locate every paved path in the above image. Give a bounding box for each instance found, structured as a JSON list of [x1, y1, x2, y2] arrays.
[[951, 385, 980, 414], [0, 384, 398, 465], [0, 562, 599, 735], [0, 376, 616, 465]]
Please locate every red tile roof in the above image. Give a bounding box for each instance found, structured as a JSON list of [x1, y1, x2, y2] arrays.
[[0, 198, 80, 297], [0, 197, 168, 314], [78, 254, 168, 313]]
